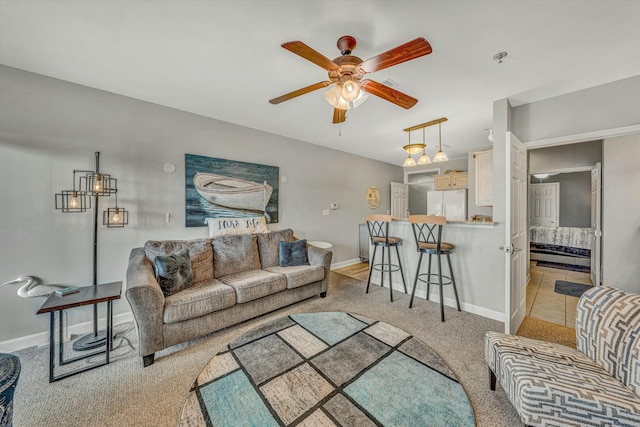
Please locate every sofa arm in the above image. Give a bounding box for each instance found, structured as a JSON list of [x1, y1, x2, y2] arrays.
[[308, 245, 332, 295], [125, 247, 165, 359]]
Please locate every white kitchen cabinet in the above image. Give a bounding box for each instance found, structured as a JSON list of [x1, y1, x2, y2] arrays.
[[474, 149, 493, 206], [433, 172, 468, 190]]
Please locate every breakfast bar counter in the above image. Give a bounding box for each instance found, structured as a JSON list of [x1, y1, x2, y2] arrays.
[[368, 219, 503, 320]]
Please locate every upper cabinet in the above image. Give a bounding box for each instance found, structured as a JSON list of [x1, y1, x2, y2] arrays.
[[474, 149, 493, 206], [434, 172, 468, 190]]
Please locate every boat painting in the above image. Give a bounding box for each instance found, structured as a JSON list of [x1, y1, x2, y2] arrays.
[[185, 154, 279, 227], [193, 173, 273, 212]]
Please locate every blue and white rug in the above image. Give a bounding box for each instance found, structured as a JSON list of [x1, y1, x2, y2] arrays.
[[180, 312, 475, 426]]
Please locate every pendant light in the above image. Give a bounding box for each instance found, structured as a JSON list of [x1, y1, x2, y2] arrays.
[[417, 127, 432, 165], [433, 122, 449, 162], [403, 129, 423, 167]]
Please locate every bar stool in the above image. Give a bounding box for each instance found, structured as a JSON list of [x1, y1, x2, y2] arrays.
[[408, 215, 461, 322], [364, 214, 407, 301]]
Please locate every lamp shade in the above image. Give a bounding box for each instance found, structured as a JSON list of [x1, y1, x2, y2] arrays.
[[433, 150, 448, 162], [403, 155, 417, 167], [417, 151, 432, 165], [341, 80, 361, 102]]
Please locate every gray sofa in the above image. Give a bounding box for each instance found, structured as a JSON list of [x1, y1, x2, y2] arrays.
[[126, 229, 332, 367]]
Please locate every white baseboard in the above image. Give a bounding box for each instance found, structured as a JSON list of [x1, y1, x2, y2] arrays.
[[0, 311, 134, 353], [331, 258, 362, 270], [370, 275, 505, 322]]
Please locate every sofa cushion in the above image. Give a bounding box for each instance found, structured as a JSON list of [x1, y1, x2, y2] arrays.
[[218, 269, 286, 303], [163, 279, 236, 324], [257, 229, 294, 268], [279, 239, 310, 267], [154, 249, 193, 296], [265, 265, 324, 289], [144, 239, 214, 283], [212, 234, 261, 278], [486, 332, 640, 426]]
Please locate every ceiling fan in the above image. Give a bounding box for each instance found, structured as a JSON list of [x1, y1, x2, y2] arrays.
[[269, 35, 432, 123]]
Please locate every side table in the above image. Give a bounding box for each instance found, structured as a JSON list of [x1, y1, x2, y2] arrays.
[[36, 281, 122, 382]]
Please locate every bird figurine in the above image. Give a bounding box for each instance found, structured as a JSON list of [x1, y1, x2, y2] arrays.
[[1, 276, 67, 298]]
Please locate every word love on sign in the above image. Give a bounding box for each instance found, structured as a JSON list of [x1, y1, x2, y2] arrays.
[[205, 217, 269, 237]]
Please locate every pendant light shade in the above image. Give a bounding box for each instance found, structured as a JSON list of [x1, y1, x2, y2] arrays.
[[433, 122, 449, 162], [403, 154, 417, 167]]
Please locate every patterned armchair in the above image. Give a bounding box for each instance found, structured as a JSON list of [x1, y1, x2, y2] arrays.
[[0, 353, 20, 427], [485, 286, 640, 427]]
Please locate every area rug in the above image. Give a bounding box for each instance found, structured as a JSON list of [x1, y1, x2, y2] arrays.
[[180, 311, 475, 426], [537, 260, 590, 273], [554, 280, 592, 298]]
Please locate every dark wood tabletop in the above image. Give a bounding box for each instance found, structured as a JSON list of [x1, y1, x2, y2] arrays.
[[37, 281, 122, 314]]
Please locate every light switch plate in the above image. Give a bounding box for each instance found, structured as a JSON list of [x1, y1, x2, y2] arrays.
[[322, 209, 330, 216]]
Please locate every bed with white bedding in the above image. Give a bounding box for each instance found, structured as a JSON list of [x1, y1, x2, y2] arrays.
[[529, 226, 592, 266]]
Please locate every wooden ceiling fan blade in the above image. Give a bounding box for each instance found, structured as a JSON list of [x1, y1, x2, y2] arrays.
[[333, 108, 346, 124], [360, 80, 418, 109], [282, 41, 340, 71], [361, 37, 432, 73], [269, 81, 331, 104]]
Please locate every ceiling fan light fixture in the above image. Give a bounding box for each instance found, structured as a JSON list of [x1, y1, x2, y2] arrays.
[[341, 80, 361, 102], [323, 85, 343, 108], [351, 89, 368, 108]]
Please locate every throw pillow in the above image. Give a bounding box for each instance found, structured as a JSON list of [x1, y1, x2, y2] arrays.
[[279, 239, 310, 267], [205, 217, 269, 237], [154, 249, 193, 296], [257, 229, 294, 268]]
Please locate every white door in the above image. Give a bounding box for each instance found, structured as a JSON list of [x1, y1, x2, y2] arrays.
[[591, 162, 602, 286], [504, 132, 528, 334], [530, 183, 559, 226], [390, 182, 409, 219]]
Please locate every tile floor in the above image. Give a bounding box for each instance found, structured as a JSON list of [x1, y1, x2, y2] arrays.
[[336, 261, 593, 330], [526, 261, 592, 329]]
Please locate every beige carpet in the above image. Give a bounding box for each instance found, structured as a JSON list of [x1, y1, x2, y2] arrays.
[[12, 272, 523, 427], [517, 316, 577, 348]]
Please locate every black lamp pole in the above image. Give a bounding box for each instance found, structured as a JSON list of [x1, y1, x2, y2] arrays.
[[72, 152, 107, 351]]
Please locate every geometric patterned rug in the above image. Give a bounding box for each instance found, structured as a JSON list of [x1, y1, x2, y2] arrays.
[[180, 312, 475, 426]]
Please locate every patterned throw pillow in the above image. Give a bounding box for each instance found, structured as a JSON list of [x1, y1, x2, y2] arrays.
[[279, 239, 310, 267], [154, 249, 193, 296]]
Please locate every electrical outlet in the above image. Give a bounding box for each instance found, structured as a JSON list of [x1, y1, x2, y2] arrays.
[[323, 209, 330, 216]]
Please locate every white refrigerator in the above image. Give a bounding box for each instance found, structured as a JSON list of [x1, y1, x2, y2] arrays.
[[426, 189, 467, 221]]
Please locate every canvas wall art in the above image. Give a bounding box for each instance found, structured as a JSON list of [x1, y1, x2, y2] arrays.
[[185, 154, 279, 227]]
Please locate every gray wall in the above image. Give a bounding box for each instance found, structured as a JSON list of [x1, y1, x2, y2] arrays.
[[0, 66, 402, 345], [512, 75, 640, 142], [528, 140, 602, 172], [602, 134, 640, 292], [529, 172, 591, 227]]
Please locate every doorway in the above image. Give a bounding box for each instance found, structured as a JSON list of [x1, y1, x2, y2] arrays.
[[526, 164, 601, 328]]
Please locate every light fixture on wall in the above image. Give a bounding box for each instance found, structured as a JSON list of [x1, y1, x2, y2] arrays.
[[402, 117, 448, 167], [54, 151, 129, 351]]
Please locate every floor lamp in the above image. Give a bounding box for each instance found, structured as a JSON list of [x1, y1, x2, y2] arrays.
[[54, 152, 129, 351]]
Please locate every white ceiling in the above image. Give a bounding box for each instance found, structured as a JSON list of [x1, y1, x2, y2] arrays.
[[1, 0, 639, 165]]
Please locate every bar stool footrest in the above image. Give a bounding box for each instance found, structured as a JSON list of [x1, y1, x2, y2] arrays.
[[417, 273, 454, 287]]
